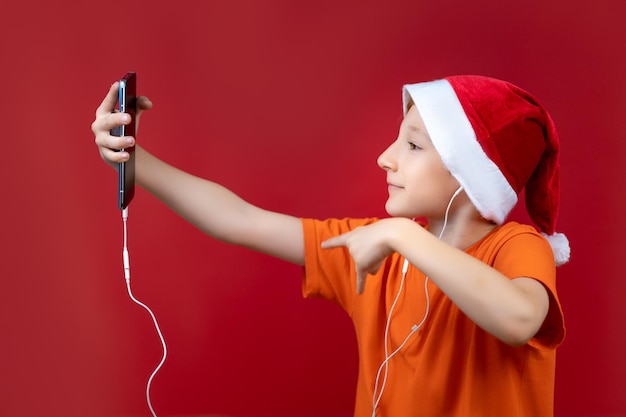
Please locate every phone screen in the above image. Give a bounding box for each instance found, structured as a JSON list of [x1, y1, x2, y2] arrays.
[[114, 71, 136, 209]]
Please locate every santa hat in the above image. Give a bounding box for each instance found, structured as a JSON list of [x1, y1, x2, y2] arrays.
[[403, 75, 570, 266]]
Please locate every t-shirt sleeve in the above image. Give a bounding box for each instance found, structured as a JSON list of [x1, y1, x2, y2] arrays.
[[300, 217, 378, 312], [492, 230, 566, 350]]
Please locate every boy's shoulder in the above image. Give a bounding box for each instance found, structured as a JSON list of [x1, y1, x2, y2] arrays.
[[470, 221, 553, 263], [494, 221, 545, 239]]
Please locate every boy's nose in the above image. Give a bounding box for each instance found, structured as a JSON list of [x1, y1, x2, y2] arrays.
[[377, 141, 397, 171]]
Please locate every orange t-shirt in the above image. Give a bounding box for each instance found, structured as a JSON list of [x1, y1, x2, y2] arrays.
[[302, 218, 565, 417]]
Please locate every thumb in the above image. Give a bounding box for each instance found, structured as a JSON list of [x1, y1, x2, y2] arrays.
[[356, 269, 367, 295], [137, 96, 153, 112], [135, 96, 153, 132], [356, 261, 383, 295]]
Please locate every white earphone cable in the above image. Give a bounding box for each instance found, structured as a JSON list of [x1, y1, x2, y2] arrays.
[[122, 207, 167, 417], [371, 186, 462, 416]]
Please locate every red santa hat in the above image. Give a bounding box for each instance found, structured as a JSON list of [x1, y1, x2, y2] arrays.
[[403, 75, 570, 266]]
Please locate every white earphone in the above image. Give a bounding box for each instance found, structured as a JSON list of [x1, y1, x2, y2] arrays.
[[371, 186, 463, 416]]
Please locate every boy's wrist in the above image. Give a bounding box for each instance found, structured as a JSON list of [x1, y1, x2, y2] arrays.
[[387, 217, 421, 256]]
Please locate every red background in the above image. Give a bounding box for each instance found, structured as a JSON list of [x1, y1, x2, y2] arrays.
[[1, 1, 624, 416]]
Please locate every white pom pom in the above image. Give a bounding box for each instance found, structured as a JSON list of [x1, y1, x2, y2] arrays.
[[542, 232, 571, 267]]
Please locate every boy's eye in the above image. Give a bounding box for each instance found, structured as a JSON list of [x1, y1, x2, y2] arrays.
[[408, 142, 421, 150]]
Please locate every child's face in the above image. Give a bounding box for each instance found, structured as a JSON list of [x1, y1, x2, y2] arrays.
[[378, 105, 460, 219]]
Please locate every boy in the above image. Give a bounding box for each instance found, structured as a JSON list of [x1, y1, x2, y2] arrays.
[[92, 75, 569, 417]]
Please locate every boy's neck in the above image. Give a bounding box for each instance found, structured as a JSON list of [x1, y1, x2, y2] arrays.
[[427, 208, 497, 250]]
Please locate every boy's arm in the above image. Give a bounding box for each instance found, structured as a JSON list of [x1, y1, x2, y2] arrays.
[[93, 83, 305, 266], [322, 218, 550, 347], [137, 146, 305, 265], [395, 223, 549, 347]]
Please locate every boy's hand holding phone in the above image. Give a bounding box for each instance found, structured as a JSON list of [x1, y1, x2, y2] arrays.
[[112, 72, 137, 210], [92, 73, 153, 208]]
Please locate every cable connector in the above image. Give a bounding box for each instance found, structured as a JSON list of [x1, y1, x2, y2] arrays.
[[122, 207, 130, 283], [123, 248, 131, 283]]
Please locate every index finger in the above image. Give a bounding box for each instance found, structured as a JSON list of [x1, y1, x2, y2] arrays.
[[321, 234, 348, 249], [95, 82, 120, 117]]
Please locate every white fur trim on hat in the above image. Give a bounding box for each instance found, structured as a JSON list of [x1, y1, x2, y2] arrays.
[[403, 80, 518, 224]]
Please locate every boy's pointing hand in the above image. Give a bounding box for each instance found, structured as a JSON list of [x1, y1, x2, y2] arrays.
[[321, 220, 400, 295]]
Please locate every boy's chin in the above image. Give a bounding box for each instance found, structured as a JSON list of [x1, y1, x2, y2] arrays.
[[384, 203, 416, 219]]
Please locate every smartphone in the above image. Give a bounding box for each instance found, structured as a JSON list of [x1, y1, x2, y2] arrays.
[[111, 71, 137, 210]]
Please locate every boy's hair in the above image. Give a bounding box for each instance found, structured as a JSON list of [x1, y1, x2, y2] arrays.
[[403, 75, 569, 266]]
